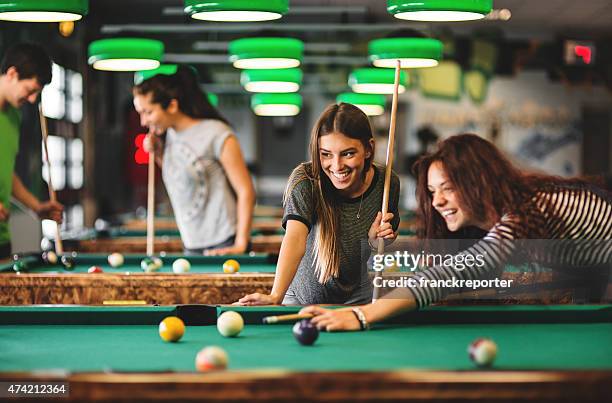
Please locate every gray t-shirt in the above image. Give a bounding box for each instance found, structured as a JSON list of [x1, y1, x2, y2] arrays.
[[282, 163, 400, 304], [162, 119, 236, 249]]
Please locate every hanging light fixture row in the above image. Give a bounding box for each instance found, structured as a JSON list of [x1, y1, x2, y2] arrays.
[[387, 0, 493, 22], [0, 0, 88, 22], [88, 38, 164, 72], [184, 0, 289, 22]]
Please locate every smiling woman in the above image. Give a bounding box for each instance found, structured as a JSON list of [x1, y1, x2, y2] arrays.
[[237, 103, 401, 306]]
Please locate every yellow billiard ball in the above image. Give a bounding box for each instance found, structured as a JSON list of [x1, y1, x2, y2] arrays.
[[222, 259, 240, 274], [159, 316, 185, 342]]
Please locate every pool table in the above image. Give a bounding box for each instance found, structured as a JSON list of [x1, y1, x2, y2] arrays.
[[0, 253, 276, 305], [0, 304, 610, 402]]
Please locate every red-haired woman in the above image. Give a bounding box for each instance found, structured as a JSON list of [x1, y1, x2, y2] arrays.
[[301, 133, 612, 331]]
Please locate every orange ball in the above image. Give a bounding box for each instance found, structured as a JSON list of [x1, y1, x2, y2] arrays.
[[159, 316, 185, 342], [222, 259, 240, 274]]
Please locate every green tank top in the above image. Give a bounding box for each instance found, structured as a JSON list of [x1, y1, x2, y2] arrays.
[[0, 104, 21, 244]]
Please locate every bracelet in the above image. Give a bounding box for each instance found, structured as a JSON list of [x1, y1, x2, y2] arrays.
[[351, 307, 370, 331]]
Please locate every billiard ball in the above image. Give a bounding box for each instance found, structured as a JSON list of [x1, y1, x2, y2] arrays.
[[292, 319, 319, 346], [141, 257, 162, 272], [41, 251, 58, 265], [152, 256, 163, 270], [468, 338, 498, 367], [158, 316, 185, 342], [61, 255, 75, 270], [195, 346, 228, 371], [108, 253, 124, 268], [12, 260, 28, 273], [88, 266, 104, 274], [172, 258, 190, 274], [222, 259, 240, 274], [217, 311, 244, 337]]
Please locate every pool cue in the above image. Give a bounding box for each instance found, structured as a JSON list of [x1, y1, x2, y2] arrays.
[[38, 104, 64, 256], [372, 60, 401, 302], [146, 129, 155, 257], [262, 313, 313, 324]]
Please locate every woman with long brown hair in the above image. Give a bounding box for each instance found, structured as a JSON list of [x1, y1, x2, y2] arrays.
[[238, 103, 400, 305], [301, 133, 611, 330]]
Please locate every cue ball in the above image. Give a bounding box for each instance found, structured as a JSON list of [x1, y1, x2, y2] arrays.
[[292, 319, 319, 346], [159, 316, 185, 342], [195, 346, 228, 371], [42, 251, 58, 265], [222, 259, 240, 274], [172, 258, 190, 274], [108, 253, 124, 267], [88, 266, 104, 274], [60, 255, 75, 270], [468, 338, 498, 367], [217, 311, 244, 337]]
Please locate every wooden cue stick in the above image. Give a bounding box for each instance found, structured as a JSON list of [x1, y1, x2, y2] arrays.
[[373, 60, 401, 302], [38, 104, 64, 256], [262, 313, 313, 324], [146, 129, 155, 257]]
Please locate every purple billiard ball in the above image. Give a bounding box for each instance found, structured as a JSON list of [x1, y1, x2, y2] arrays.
[[292, 319, 319, 346]]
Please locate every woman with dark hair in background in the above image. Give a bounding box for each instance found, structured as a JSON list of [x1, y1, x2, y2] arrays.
[[301, 133, 611, 331], [133, 65, 255, 255], [237, 103, 400, 305]]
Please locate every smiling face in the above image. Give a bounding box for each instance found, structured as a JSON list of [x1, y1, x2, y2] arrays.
[[427, 160, 478, 232], [318, 132, 372, 197], [133, 92, 177, 133], [3, 67, 42, 108]]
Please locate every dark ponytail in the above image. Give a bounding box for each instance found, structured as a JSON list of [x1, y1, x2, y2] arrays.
[[133, 65, 229, 125]]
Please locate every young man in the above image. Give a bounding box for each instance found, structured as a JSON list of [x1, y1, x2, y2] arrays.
[[0, 43, 63, 259]]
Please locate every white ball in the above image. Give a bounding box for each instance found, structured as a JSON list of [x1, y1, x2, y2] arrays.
[[172, 258, 191, 273], [468, 338, 498, 367], [217, 311, 244, 337], [108, 253, 124, 267], [195, 346, 228, 371]]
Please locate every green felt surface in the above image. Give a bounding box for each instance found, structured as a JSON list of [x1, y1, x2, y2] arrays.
[[0, 253, 276, 274], [1, 305, 611, 373]]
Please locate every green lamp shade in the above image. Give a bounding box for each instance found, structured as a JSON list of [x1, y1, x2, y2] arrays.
[[251, 93, 302, 116], [134, 64, 178, 84], [207, 93, 219, 107], [348, 68, 408, 95], [336, 93, 385, 116], [185, 0, 288, 22], [229, 38, 304, 69], [0, 0, 88, 22], [88, 38, 164, 72], [369, 37, 443, 68], [241, 68, 302, 93], [387, 0, 492, 22]]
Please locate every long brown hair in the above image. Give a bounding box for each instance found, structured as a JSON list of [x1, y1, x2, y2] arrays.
[[133, 65, 228, 125], [413, 133, 594, 239], [284, 103, 374, 283]]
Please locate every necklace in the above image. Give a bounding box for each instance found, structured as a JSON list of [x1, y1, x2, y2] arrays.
[[356, 192, 365, 219]]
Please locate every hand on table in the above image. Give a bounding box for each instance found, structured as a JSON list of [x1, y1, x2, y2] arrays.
[[36, 201, 63, 223], [299, 306, 361, 332], [368, 212, 396, 247], [204, 244, 247, 256], [235, 293, 280, 306], [0, 202, 9, 221]]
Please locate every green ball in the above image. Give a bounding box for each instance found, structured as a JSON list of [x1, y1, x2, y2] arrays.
[[13, 260, 28, 273]]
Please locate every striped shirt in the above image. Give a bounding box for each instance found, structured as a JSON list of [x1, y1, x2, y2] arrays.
[[409, 184, 612, 308]]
